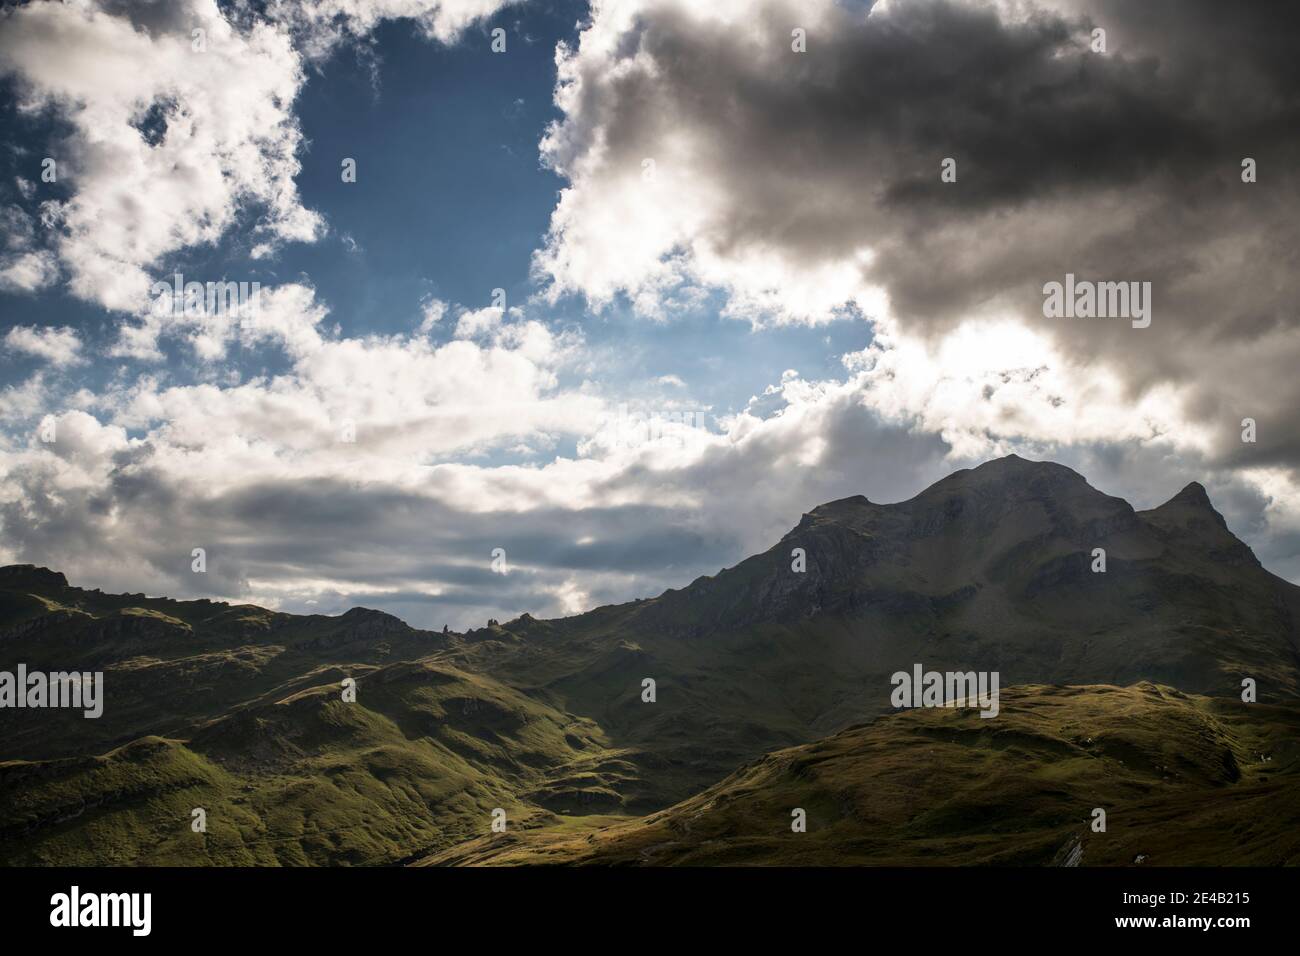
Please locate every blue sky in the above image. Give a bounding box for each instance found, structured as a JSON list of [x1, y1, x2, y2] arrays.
[[278, 4, 874, 423], [1, 0, 870, 434], [2, 0, 1299, 629]]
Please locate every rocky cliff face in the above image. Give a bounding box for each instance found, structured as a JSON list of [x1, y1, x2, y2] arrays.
[[589, 456, 1297, 698]]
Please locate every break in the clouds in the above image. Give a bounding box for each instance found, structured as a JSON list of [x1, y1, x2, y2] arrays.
[[2, 0, 1300, 628]]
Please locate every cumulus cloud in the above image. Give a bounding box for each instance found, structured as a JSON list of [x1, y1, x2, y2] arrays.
[[0, 250, 59, 295], [0, 373, 51, 425], [0, 288, 634, 623], [3, 326, 86, 367], [0, 0, 519, 314], [0, 204, 58, 294], [0, 0, 322, 311], [417, 296, 449, 334], [454, 305, 508, 339]]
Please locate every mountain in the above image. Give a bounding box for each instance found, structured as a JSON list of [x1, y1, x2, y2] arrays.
[[3, 455, 1300, 865], [443, 455, 1300, 794]]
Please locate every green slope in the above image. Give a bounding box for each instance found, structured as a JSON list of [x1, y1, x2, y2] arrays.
[[417, 683, 1300, 866], [0, 661, 634, 865]]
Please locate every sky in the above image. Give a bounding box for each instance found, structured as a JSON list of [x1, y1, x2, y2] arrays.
[[1, 0, 1298, 630]]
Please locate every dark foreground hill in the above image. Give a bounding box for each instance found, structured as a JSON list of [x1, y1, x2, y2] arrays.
[[3, 455, 1300, 865]]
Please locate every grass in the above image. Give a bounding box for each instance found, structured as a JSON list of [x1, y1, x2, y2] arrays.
[[417, 683, 1300, 866], [0, 661, 631, 866]]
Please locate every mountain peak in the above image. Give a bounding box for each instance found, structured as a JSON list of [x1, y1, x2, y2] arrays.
[[1168, 481, 1213, 507], [1143, 480, 1234, 537], [915, 455, 1094, 504], [1148, 480, 1221, 517], [973, 453, 1076, 477]]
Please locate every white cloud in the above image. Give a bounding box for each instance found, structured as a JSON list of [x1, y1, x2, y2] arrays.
[[418, 296, 448, 333], [273, 0, 525, 60], [0, 204, 58, 294], [0, 0, 323, 312], [95, 286, 601, 472], [534, 0, 879, 325], [0, 372, 50, 425], [454, 305, 507, 339], [0, 250, 58, 294], [5, 311, 1300, 627], [845, 316, 1212, 461], [0, 0, 529, 314], [0, 204, 36, 251], [4, 326, 86, 367]]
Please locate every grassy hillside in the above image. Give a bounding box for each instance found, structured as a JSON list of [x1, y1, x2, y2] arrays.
[[418, 684, 1300, 866], [0, 661, 644, 865], [0, 565, 455, 763]]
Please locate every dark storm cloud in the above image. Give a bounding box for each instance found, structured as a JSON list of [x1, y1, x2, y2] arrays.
[[543, 0, 1300, 469]]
